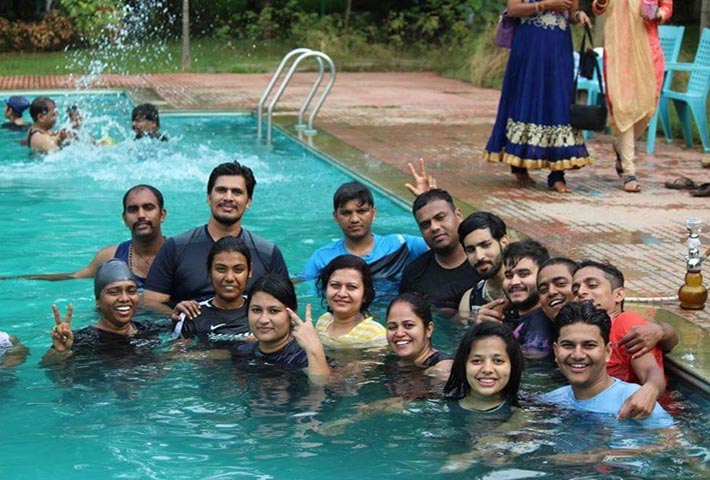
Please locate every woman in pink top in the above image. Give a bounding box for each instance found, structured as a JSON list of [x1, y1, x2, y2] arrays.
[[592, 0, 673, 192]]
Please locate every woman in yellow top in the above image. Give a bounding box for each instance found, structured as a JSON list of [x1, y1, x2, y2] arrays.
[[315, 254, 387, 349], [592, 0, 673, 192]]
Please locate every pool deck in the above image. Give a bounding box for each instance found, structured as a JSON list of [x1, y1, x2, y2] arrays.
[[3, 71, 709, 387]]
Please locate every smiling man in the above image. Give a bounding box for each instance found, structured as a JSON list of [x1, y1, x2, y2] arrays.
[[143, 161, 288, 312], [496, 239, 552, 356], [537, 257, 577, 322], [4, 184, 167, 289], [27, 96, 69, 153], [400, 189, 479, 310], [543, 301, 672, 427], [572, 260, 677, 418], [301, 182, 427, 284]]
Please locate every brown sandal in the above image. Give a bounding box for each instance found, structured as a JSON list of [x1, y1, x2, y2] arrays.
[[664, 176, 697, 190]]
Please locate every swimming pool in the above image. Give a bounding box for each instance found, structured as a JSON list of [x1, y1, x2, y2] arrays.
[[0, 92, 708, 479]]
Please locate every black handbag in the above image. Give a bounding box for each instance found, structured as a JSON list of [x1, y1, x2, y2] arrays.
[[570, 25, 607, 132]]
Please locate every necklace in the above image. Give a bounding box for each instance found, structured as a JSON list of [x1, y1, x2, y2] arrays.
[[128, 241, 161, 272]]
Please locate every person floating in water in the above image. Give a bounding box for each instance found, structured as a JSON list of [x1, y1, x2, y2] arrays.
[[2, 185, 167, 289], [27, 96, 70, 153], [132, 103, 167, 141], [41, 259, 159, 365], [2, 95, 30, 131]]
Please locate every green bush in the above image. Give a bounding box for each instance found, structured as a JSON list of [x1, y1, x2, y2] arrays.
[[57, 0, 123, 46], [0, 11, 75, 52]]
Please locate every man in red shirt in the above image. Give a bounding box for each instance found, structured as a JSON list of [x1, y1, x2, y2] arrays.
[[572, 260, 678, 419]]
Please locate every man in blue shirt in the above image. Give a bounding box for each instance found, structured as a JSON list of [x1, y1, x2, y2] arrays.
[[543, 301, 673, 428], [301, 182, 427, 283]]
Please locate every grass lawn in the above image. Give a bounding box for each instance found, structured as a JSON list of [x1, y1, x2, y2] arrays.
[[0, 38, 434, 76]]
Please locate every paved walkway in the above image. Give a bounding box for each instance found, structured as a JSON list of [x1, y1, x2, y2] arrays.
[[3, 72, 709, 329]]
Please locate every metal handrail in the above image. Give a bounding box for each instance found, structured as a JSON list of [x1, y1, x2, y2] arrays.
[[295, 56, 325, 131], [259, 49, 336, 144], [257, 48, 312, 142], [302, 52, 336, 135]]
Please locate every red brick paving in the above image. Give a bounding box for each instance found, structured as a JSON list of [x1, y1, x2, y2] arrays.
[[4, 72, 709, 328]]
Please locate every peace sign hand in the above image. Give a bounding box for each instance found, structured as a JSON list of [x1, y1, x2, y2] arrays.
[[51, 303, 74, 352], [405, 158, 437, 197], [288, 305, 321, 353]]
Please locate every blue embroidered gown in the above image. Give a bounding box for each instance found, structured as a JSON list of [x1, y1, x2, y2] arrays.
[[484, 7, 592, 181]]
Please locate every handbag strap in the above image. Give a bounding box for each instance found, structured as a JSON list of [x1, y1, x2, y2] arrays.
[[573, 24, 605, 97]]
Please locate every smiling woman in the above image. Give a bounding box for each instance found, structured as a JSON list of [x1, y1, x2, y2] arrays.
[[315, 254, 387, 349], [171, 236, 252, 343]]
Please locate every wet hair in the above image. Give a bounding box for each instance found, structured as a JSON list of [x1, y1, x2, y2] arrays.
[[67, 105, 79, 116], [333, 182, 374, 211], [573, 259, 625, 290], [554, 301, 611, 344], [458, 211, 507, 245], [316, 254, 375, 314], [29, 97, 55, 121], [122, 184, 165, 213], [207, 161, 257, 199], [386, 292, 433, 328], [131, 103, 160, 127], [443, 322, 524, 405], [247, 273, 297, 312], [502, 239, 550, 271], [206, 236, 252, 274], [537, 257, 576, 283], [412, 188, 456, 215]]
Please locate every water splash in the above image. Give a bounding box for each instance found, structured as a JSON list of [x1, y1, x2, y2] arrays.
[[64, 0, 177, 87]]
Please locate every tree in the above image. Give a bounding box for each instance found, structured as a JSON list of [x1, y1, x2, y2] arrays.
[[181, 0, 190, 71]]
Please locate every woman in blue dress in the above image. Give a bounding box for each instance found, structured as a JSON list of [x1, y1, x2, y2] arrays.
[[484, 0, 592, 193]]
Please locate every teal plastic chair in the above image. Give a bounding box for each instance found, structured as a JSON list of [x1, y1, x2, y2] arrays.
[[659, 28, 710, 153], [646, 25, 685, 154]]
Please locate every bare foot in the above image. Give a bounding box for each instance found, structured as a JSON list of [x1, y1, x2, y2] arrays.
[[550, 181, 572, 193], [513, 171, 536, 187]]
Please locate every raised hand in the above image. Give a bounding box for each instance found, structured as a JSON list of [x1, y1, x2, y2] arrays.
[[51, 303, 74, 352], [288, 305, 321, 353], [405, 158, 437, 197]]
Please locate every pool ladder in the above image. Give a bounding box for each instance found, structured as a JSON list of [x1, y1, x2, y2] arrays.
[[257, 48, 336, 145]]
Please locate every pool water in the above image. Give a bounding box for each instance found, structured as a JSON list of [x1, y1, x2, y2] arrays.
[[0, 93, 708, 479]]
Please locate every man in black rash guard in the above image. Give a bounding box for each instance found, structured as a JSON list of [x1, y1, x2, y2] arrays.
[[41, 259, 160, 365], [400, 189, 480, 311], [143, 161, 289, 313]]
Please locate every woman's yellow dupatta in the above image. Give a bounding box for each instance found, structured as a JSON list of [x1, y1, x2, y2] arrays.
[[604, 0, 657, 132]]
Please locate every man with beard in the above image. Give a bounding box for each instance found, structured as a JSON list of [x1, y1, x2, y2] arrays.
[[143, 161, 288, 312], [3, 184, 167, 289], [499, 239, 552, 357], [400, 189, 480, 310], [301, 182, 427, 283], [456, 212, 511, 320]]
